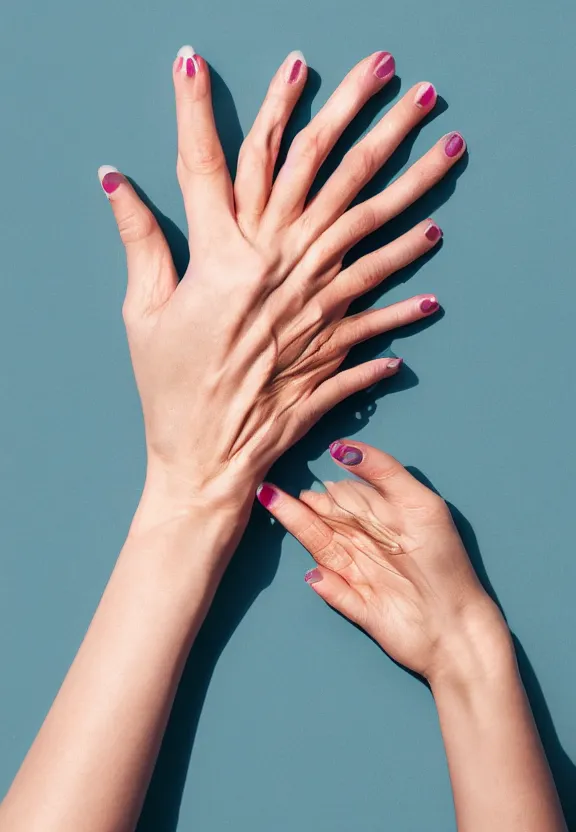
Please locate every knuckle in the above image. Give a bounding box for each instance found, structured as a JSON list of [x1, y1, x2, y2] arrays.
[[117, 208, 156, 245], [344, 145, 374, 187], [178, 143, 226, 176], [291, 129, 322, 164], [346, 204, 377, 242]]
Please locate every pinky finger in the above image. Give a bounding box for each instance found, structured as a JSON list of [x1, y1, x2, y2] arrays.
[[303, 566, 365, 624], [305, 357, 403, 422]]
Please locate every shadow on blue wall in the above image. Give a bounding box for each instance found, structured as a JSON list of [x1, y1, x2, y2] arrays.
[[134, 65, 575, 832]]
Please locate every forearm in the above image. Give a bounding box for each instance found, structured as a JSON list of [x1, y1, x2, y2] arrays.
[[431, 620, 566, 832], [0, 482, 252, 832]]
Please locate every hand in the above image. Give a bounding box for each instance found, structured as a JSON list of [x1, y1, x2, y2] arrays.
[[99, 47, 465, 510], [258, 440, 509, 682]]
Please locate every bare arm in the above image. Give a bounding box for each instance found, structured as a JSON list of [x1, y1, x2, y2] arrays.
[[261, 440, 566, 831], [0, 493, 250, 831], [432, 621, 566, 831]]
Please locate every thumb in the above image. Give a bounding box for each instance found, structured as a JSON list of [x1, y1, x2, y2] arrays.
[[98, 166, 178, 314]]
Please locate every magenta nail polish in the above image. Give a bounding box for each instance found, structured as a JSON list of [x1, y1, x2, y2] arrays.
[[101, 172, 124, 194], [329, 442, 363, 466], [288, 59, 303, 84], [420, 297, 440, 314], [186, 56, 197, 78], [425, 222, 442, 243], [256, 483, 277, 509], [444, 132, 464, 158], [304, 568, 322, 585], [175, 56, 184, 72], [374, 52, 395, 80], [415, 83, 436, 108]]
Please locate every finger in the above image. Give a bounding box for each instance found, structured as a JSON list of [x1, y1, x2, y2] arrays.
[[303, 565, 365, 625], [304, 357, 403, 424], [98, 166, 178, 313], [311, 219, 442, 312], [309, 131, 466, 265], [256, 484, 353, 572], [173, 46, 235, 237], [262, 51, 397, 227], [333, 293, 440, 351], [303, 82, 438, 239], [327, 440, 433, 502], [234, 51, 307, 237]]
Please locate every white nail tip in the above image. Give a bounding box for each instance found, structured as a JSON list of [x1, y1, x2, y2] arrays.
[[176, 45, 198, 74], [97, 165, 118, 182], [177, 45, 196, 58], [289, 50, 306, 65]]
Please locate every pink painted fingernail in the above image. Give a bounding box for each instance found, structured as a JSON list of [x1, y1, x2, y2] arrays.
[[256, 483, 278, 509], [420, 297, 440, 314], [374, 51, 396, 80], [177, 45, 198, 77], [444, 132, 465, 158], [415, 82, 436, 109], [425, 221, 442, 243], [305, 568, 322, 585], [387, 358, 403, 370], [286, 50, 306, 84], [329, 442, 364, 466], [98, 165, 124, 196]]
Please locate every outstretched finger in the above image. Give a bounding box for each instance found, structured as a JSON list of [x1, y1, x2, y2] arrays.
[[173, 46, 235, 240], [234, 52, 307, 237], [98, 166, 177, 315], [327, 440, 433, 502], [256, 484, 365, 620]]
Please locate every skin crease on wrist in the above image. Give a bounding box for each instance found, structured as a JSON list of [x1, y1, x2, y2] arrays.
[[1, 43, 564, 832]]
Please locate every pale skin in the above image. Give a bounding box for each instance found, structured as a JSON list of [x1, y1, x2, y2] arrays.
[[0, 43, 511, 831], [258, 440, 567, 831]]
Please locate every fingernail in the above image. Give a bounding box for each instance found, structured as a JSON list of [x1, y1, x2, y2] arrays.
[[425, 221, 442, 243], [387, 358, 403, 371], [444, 131, 465, 158], [329, 442, 364, 466], [305, 568, 322, 585], [286, 50, 306, 84], [420, 296, 440, 314], [415, 82, 436, 108], [256, 483, 278, 509], [374, 51, 395, 80], [177, 45, 198, 77], [98, 165, 124, 196]]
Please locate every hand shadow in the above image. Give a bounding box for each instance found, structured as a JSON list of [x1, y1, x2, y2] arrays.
[[137, 68, 474, 831], [408, 468, 576, 829]]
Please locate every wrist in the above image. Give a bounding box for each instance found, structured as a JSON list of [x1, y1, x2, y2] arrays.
[[428, 598, 516, 694]]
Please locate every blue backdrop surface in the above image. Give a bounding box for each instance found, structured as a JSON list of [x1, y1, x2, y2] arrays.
[[1, 0, 575, 829]]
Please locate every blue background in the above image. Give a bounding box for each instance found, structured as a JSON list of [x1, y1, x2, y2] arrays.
[[1, 0, 575, 829]]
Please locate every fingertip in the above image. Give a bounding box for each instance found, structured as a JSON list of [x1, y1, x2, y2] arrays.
[[419, 295, 441, 315], [329, 441, 364, 467], [443, 131, 466, 159], [98, 165, 125, 197], [285, 50, 307, 84], [256, 482, 279, 509], [304, 567, 323, 585], [415, 82, 437, 109], [424, 219, 443, 244]]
